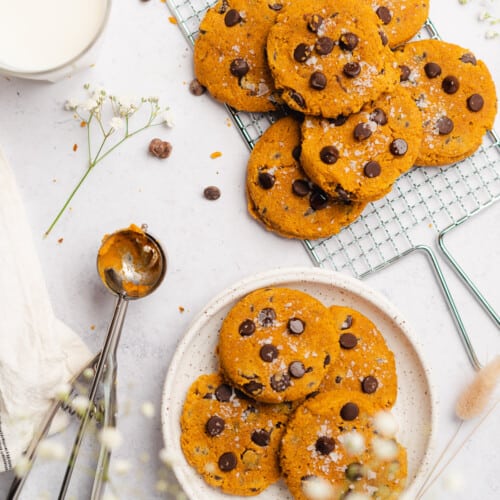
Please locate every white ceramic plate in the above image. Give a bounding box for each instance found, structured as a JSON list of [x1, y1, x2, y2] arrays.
[[161, 267, 436, 499]]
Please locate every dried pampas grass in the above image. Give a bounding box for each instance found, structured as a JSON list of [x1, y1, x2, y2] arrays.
[[455, 355, 500, 420]]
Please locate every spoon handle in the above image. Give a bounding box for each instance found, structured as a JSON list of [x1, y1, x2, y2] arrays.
[[58, 295, 128, 500]]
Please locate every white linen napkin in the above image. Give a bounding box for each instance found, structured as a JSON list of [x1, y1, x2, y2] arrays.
[[0, 147, 91, 472]]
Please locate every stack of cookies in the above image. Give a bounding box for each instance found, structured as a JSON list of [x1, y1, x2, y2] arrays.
[[194, 0, 497, 239], [180, 287, 406, 498]]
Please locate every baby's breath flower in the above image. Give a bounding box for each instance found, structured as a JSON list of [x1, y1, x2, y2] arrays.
[[113, 458, 132, 475], [83, 367, 95, 379], [14, 455, 32, 477], [37, 439, 66, 460], [485, 30, 499, 38], [155, 480, 169, 493], [478, 10, 492, 21], [64, 98, 79, 111], [372, 437, 399, 461], [82, 98, 99, 113], [301, 476, 336, 500], [340, 430, 365, 455], [109, 117, 125, 131], [53, 382, 72, 400], [98, 426, 123, 450], [71, 395, 90, 415], [140, 401, 155, 418], [161, 109, 175, 128]]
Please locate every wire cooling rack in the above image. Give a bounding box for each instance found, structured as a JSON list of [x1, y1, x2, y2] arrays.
[[167, 0, 500, 369]]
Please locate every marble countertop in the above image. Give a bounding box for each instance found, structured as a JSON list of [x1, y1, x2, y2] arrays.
[[0, 0, 499, 498]]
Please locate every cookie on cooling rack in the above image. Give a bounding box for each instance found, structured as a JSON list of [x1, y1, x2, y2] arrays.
[[193, 0, 285, 112], [180, 373, 293, 495], [246, 116, 367, 239], [394, 39, 498, 166], [218, 287, 337, 403], [266, 0, 399, 118], [300, 90, 423, 202], [320, 306, 398, 410], [280, 390, 408, 500], [365, 0, 430, 48]]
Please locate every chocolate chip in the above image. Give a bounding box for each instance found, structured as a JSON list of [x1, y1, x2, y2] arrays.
[[376, 6, 392, 24], [320, 145, 339, 164], [243, 381, 264, 395], [379, 30, 388, 45], [335, 185, 351, 202], [268, 2, 283, 10], [341, 315, 353, 330], [251, 429, 271, 447], [215, 384, 232, 402], [289, 361, 306, 378], [345, 462, 365, 481], [218, 0, 229, 13], [288, 317, 305, 334], [149, 138, 172, 159], [399, 65, 411, 82], [306, 390, 320, 399], [390, 138, 408, 156], [343, 62, 361, 78], [239, 319, 255, 336], [292, 179, 310, 197], [442, 75, 459, 94], [258, 172, 275, 189], [324, 354, 331, 367], [224, 9, 241, 27], [339, 32, 358, 51], [189, 78, 206, 96], [467, 93, 484, 112], [310, 188, 329, 210], [270, 373, 291, 392], [339, 333, 357, 349], [294, 43, 311, 62], [363, 161, 381, 178], [292, 145, 302, 161], [315, 36, 334, 55], [205, 416, 225, 436], [310, 71, 327, 90], [230, 58, 249, 77], [437, 116, 454, 135], [260, 344, 278, 362], [218, 452, 237, 471], [329, 114, 348, 126], [340, 402, 359, 421], [335, 376, 342, 383], [361, 376, 379, 394], [370, 108, 388, 125], [460, 52, 477, 65], [353, 123, 372, 141], [315, 436, 335, 455], [203, 186, 221, 200], [259, 307, 276, 326], [308, 14, 323, 33], [424, 62, 441, 78], [289, 90, 306, 108]]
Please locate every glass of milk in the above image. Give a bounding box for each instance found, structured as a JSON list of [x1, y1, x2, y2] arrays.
[[0, 0, 112, 81]]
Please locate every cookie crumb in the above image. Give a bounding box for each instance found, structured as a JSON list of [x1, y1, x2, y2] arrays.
[[210, 151, 222, 159], [80, 121, 87, 127], [168, 16, 177, 24], [149, 138, 172, 159], [204, 186, 221, 200], [189, 78, 206, 96], [72, 144, 78, 152], [57, 238, 64, 244], [179, 306, 185, 313], [90, 325, 96, 331]]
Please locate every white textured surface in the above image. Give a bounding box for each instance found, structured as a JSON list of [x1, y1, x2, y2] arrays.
[[0, 0, 498, 498]]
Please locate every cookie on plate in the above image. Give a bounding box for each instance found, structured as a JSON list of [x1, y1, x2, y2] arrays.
[[193, 0, 285, 112], [280, 390, 408, 500], [180, 373, 293, 496], [366, 0, 430, 48], [300, 90, 423, 202], [320, 306, 398, 410], [266, 0, 399, 118], [394, 39, 498, 166], [246, 116, 368, 239], [218, 287, 337, 403]]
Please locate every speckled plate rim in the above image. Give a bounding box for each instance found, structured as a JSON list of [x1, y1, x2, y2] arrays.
[[161, 266, 437, 499]]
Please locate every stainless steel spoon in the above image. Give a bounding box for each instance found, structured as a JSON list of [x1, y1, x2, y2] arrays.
[[58, 225, 166, 500]]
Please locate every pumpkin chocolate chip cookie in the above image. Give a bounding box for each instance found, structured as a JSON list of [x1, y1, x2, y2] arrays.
[[280, 390, 408, 500], [320, 306, 398, 410], [180, 373, 293, 495], [218, 287, 337, 403], [300, 90, 423, 202], [246, 116, 367, 239], [194, 0, 285, 112], [394, 39, 498, 166], [266, 0, 399, 118]]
